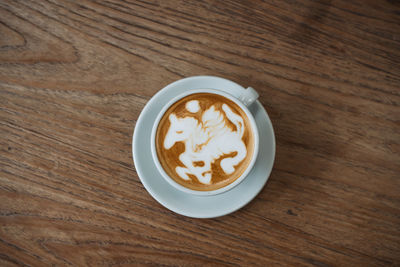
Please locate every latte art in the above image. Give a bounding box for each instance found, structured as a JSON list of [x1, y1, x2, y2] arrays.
[[156, 93, 255, 191], [164, 103, 247, 184]]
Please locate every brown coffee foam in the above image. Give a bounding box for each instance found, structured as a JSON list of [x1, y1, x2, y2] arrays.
[[156, 93, 254, 191]]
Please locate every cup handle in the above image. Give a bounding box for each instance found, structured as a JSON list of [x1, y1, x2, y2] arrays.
[[238, 87, 259, 107]]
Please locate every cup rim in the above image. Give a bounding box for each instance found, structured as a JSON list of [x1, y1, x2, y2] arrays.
[[150, 88, 260, 196]]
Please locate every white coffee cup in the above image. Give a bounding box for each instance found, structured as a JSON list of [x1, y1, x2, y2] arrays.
[[151, 87, 260, 196]]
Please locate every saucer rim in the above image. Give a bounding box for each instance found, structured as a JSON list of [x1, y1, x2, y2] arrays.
[[132, 76, 276, 218]]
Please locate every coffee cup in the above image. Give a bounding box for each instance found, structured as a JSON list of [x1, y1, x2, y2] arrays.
[[151, 87, 259, 196]]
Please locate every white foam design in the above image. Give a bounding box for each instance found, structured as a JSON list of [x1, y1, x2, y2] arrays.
[[163, 101, 247, 184], [186, 100, 200, 113]]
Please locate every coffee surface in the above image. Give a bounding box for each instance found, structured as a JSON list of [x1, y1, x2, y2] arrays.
[[156, 93, 254, 191]]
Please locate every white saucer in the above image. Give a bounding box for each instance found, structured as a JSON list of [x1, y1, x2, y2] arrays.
[[132, 76, 276, 218]]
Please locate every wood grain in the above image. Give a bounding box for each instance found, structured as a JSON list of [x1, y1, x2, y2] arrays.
[[1, 0, 399, 266]]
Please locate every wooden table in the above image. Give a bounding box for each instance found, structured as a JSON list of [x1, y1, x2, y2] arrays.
[[1, 0, 399, 266]]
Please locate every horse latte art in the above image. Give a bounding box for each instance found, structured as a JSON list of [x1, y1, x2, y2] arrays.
[[156, 93, 255, 191]]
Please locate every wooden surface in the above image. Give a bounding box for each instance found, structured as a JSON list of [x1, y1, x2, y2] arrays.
[[1, 0, 399, 266]]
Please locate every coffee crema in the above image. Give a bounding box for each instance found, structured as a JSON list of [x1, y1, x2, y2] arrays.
[[156, 93, 255, 191]]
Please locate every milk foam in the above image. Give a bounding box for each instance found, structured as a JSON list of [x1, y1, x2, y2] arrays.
[[163, 101, 247, 184], [186, 100, 200, 113]]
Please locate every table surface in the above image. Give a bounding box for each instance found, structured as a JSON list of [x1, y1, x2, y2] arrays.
[[1, 0, 399, 266]]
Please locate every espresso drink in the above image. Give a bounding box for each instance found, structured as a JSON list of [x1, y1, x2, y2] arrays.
[[156, 93, 255, 191]]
